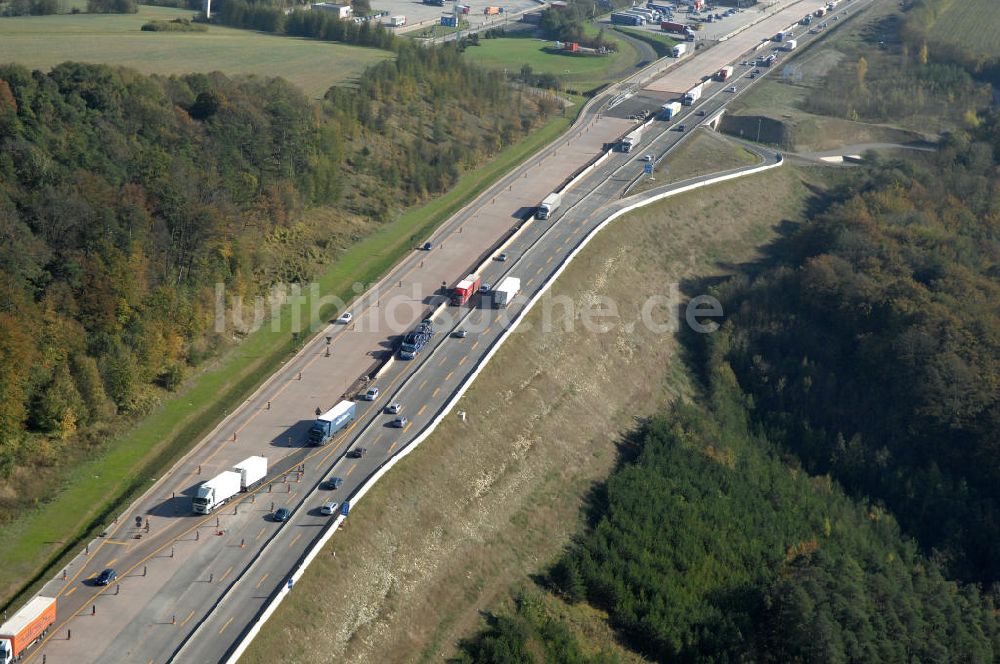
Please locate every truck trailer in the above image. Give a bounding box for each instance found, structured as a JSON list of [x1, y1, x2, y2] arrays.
[[620, 127, 643, 152], [537, 193, 562, 220], [309, 400, 356, 445], [682, 82, 703, 105], [492, 277, 521, 308], [0, 596, 56, 664], [660, 101, 682, 119], [611, 11, 643, 25], [452, 274, 481, 305], [233, 456, 268, 490], [388, 14, 406, 26], [193, 471, 242, 514], [660, 19, 688, 33], [714, 65, 734, 81]]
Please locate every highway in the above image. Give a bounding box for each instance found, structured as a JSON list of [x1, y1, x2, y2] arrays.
[[19, 0, 874, 661]]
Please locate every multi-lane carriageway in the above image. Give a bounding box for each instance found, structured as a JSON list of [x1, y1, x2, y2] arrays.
[[20, 0, 871, 660]]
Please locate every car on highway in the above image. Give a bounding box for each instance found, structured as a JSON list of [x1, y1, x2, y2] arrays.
[[363, 387, 380, 401], [480, 283, 491, 294], [677, 124, 686, 132], [336, 312, 353, 324], [452, 329, 468, 339], [422, 241, 433, 250], [273, 507, 292, 522], [386, 402, 402, 414], [697, 110, 706, 116], [320, 500, 339, 516], [640, 154, 655, 162], [729, 85, 737, 92], [348, 447, 367, 458], [326, 476, 344, 490], [95, 568, 118, 586], [496, 252, 508, 262], [391, 416, 408, 428]]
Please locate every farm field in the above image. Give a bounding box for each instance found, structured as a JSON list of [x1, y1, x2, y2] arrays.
[[928, 0, 1000, 57], [462, 32, 641, 92], [0, 5, 391, 97]]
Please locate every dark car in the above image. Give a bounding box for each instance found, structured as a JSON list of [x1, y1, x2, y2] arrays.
[[422, 241, 433, 250], [96, 568, 117, 586], [452, 329, 468, 339], [391, 417, 408, 428], [273, 507, 292, 522], [327, 476, 344, 490], [348, 448, 367, 458]]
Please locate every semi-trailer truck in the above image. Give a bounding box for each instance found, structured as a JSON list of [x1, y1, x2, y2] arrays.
[[660, 101, 682, 119], [682, 82, 703, 105], [0, 596, 56, 664], [660, 20, 688, 33], [537, 193, 561, 220], [611, 11, 643, 25], [309, 400, 356, 445], [714, 65, 734, 81], [193, 471, 242, 514], [492, 277, 521, 308], [452, 274, 481, 305], [233, 456, 268, 490], [620, 127, 643, 152]]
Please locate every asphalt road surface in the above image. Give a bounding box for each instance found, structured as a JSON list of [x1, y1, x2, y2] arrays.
[[21, 1, 874, 660]]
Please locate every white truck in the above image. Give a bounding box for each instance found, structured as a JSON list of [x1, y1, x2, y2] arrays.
[[1, 596, 56, 664], [492, 276, 521, 308], [193, 470, 242, 514], [660, 101, 682, 119], [671, 43, 687, 57], [682, 82, 703, 105], [537, 193, 561, 220], [783, 38, 797, 50], [388, 14, 406, 26], [620, 126, 643, 152], [233, 456, 267, 491]]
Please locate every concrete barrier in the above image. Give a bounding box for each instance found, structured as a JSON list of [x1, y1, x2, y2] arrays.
[[215, 151, 783, 664]]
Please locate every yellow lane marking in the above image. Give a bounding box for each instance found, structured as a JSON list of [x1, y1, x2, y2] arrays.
[[417, 405, 427, 416], [219, 617, 235, 635], [438, 356, 448, 367], [535, 266, 543, 275], [180, 609, 196, 627], [458, 357, 467, 367], [445, 371, 454, 381], [526, 278, 534, 286], [289, 533, 302, 548], [547, 256, 554, 264], [389, 442, 397, 454], [419, 379, 428, 390], [255, 527, 266, 541], [64, 587, 77, 597], [403, 422, 412, 432], [219, 565, 234, 583], [471, 341, 479, 351], [256, 573, 270, 589], [105, 558, 118, 567], [346, 465, 356, 477], [432, 387, 441, 397]]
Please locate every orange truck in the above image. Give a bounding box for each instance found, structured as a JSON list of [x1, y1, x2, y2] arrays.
[[484, 5, 500, 14], [0, 596, 57, 664]]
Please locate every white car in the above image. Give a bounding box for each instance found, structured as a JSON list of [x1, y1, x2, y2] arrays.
[[641, 154, 655, 162], [385, 403, 402, 414], [336, 312, 353, 324], [363, 387, 380, 401]]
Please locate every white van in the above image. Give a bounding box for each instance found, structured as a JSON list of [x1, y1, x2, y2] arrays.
[[321, 500, 339, 516]]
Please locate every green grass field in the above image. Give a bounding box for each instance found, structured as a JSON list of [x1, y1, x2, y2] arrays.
[[613, 25, 677, 58], [928, 0, 1000, 57], [462, 33, 640, 92], [0, 107, 574, 612], [0, 6, 391, 97]]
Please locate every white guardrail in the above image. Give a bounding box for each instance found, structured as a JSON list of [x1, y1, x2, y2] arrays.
[[220, 151, 784, 664]]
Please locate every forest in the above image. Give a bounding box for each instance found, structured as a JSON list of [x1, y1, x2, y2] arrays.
[[0, 45, 556, 520]]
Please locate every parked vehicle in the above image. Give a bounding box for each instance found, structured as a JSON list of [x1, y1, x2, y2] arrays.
[[660, 101, 682, 119], [232, 456, 268, 491], [484, 5, 500, 14], [193, 470, 242, 514], [0, 596, 56, 664], [451, 274, 481, 305], [492, 276, 521, 308], [309, 401, 357, 445], [387, 14, 406, 26], [611, 11, 643, 25], [660, 19, 689, 34], [537, 193, 562, 220]]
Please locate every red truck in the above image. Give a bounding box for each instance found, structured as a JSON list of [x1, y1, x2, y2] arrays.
[[0, 596, 57, 664], [451, 274, 481, 306], [714, 65, 734, 81], [661, 20, 689, 34]]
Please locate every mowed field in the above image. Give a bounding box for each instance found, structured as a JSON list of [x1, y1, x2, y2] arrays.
[[241, 164, 818, 663], [929, 0, 1000, 57], [0, 6, 392, 97]]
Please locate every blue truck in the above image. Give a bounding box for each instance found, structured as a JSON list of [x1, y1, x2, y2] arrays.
[[309, 400, 356, 445], [399, 321, 433, 360]]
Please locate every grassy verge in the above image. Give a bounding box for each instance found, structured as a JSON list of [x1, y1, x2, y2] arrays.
[[0, 109, 574, 612], [613, 25, 677, 58], [929, 0, 1000, 58], [241, 163, 821, 663], [632, 129, 760, 194]]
